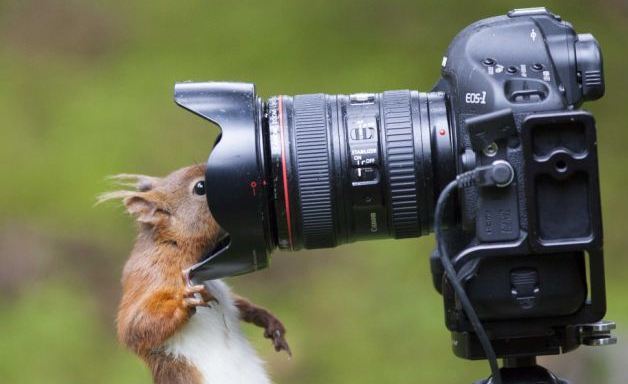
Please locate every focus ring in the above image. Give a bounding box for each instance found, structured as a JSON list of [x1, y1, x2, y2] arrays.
[[293, 94, 335, 248], [382, 90, 419, 238]]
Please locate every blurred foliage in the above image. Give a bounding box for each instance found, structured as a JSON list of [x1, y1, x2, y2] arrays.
[[0, 0, 626, 383]]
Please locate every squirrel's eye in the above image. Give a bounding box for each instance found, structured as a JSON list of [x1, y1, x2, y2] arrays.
[[193, 181, 205, 196]]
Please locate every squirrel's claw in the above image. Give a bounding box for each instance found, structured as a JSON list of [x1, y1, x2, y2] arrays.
[[183, 297, 208, 308], [264, 322, 292, 357], [184, 284, 218, 306], [273, 329, 292, 357]]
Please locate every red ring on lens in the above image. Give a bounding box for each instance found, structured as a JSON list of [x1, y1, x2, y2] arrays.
[[278, 96, 294, 249]]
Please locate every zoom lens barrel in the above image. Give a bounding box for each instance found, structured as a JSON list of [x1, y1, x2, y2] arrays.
[[267, 90, 455, 251], [175, 82, 455, 281]]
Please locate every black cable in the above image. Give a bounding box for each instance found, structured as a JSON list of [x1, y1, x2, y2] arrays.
[[435, 175, 503, 384]]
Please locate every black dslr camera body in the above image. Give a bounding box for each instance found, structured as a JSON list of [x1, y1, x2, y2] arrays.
[[175, 7, 614, 383]]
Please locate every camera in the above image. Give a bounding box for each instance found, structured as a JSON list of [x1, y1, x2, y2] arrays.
[[174, 7, 615, 383]]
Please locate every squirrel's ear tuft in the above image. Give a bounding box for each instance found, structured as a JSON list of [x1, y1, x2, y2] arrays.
[[107, 174, 160, 192], [123, 194, 170, 227], [95, 190, 134, 206]]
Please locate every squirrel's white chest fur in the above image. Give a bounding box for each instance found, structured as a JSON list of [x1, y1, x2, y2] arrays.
[[162, 280, 271, 384]]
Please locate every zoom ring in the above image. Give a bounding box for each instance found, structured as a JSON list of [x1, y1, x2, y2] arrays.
[[382, 90, 419, 238], [293, 94, 335, 248]]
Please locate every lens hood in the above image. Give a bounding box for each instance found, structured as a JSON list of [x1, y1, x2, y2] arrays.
[[174, 82, 271, 282]]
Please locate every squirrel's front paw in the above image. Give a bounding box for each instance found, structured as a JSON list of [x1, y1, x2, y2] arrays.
[[183, 284, 218, 312], [264, 317, 292, 357]]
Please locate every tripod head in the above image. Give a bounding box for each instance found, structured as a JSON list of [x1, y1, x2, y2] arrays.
[[476, 357, 568, 384], [473, 322, 616, 384]]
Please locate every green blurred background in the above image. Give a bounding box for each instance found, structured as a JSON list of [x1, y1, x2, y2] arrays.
[[0, 0, 626, 382]]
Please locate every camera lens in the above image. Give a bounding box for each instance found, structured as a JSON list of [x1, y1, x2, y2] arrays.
[[265, 90, 455, 251], [175, 82, 456, 279]]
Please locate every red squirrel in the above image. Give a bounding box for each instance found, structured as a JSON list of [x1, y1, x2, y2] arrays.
[[99, 164, 290, 384]]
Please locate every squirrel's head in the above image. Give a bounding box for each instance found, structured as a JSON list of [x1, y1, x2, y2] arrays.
[[98, 164, 223, 256]]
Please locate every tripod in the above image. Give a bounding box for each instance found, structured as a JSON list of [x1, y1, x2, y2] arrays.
[[475, 357, 568, 384]]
